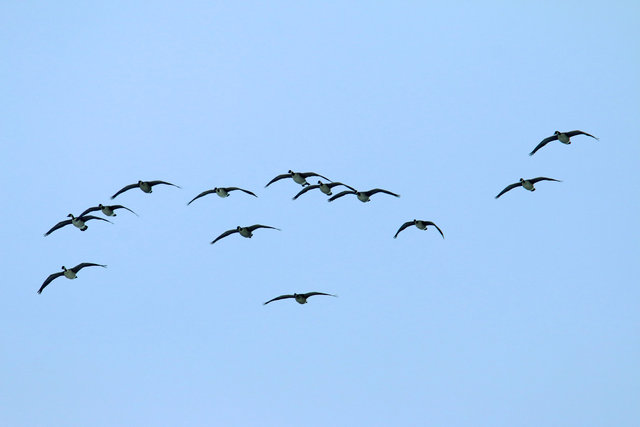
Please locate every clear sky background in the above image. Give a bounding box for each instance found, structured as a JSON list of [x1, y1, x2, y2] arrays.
[[1, 1, 639, 426]]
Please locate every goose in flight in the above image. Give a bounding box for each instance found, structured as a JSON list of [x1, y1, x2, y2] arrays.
[[292, 181, 356, 200], [79, 204, 138, 217], [111, 180, 180, 199], [495, 177, 561, 199], [328, 188, 400, 202], [188, 187, 257, 205], [265, 170, 331, 187], [210, 224, 280, 245], [529, 130, 599, 156], [37, 263, 107, 294], [44, 214, 112, 236], [263, 292, 337, 305], [394, 220, 444, 239]]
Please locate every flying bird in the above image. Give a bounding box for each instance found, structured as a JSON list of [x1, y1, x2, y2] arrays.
[[292, 181, 356, 200], [188, 187, 257, 205], [79, 204, 138, 217], [328, 188, 400, 202], [210, 224, 280, 245], [37, 263, 107, 294], [394, 220, 444, 239], [44, 214, 112, 236], [495, 177, 561, 199], [529, 130, 599, 156], [265, 170, 331, 187], [263, 292, 337, 305], [111, 180, 180, 199]]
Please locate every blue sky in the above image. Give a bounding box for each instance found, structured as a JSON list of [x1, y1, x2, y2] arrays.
[[1, 1, 639, 425]]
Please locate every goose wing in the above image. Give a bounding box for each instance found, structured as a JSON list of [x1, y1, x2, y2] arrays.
[[81, 215, 113, 224], [302, 292, 337, 299], [529, 134, 559, 156], [300, 172, 331, 181], [111, 183, 139, 199], [364, 188, 400, 198], [210, 229, 239, 245], [111, 205, 138, 216], [37, 271, 64, 294], [71, 263, 107, 273], [79, 206, 101, 217], [246, 224, 281, 232], [265, 173, 292, 187], [187, 189, 216, 205], [529, 177, 561, 184], [148, 180, 181, 188], [393, 221, 416, 238], [44, 219, 72, 236], [495, 182, 522, 199], [328, 182, 356, 191], [263, 294, 295, 305], [292, 185, 319, 200], [328, 190, 356, 202], [424, 221, 445, 239], [225, 187, 258, 197], [565, 130, 599, 140]]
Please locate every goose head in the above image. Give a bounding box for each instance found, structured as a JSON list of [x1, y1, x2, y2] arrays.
[[67, 213, 75, 219]]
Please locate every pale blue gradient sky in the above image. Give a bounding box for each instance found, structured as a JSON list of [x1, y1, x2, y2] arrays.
[[1, 1, 639, 426]]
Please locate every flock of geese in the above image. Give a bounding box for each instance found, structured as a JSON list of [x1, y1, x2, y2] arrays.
[[40, 129, 598, 302]]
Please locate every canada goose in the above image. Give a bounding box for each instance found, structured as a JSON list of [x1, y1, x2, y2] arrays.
[[188, 187, 257, 205], [210, 224, 280, 245], [111, 180, 180, 199], [263, 292, 337, 305], [328, 188, 400, 202], [292, 181, 356, 200], [265, 170, 331, 187], [495, 177, 561, 199], [80, 204, 138, 217], [394, 220, 444, 239], [37, 263, 107, 294], [529, 130, 599, 156], [44, 214, 113, 236]]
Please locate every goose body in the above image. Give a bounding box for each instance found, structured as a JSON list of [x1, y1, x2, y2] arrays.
[[529, 130, 599, 156], [263, 292, 337, 305], [44, 214, 112, 236], [210, 224, 280, 245], [328, 188, 400, 203], [495, 177, 561, 199], [188, 187, 257, 205], [37, 263, 107, 294], [111, 180, 180, 199], [394, 220, 444, 239], [80, 204, 138, 217], [265, 170, 331, 188], [292, 181, 356, 200]]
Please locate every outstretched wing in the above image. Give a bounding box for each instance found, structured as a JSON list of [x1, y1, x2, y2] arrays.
[[81, 215, 113, 224], [111, 183, 138, 199], [300, 172, 331, 181], [71, 263, 107, 273], [393, 221, 416, 238], [43, 219, 72, 236], [365, 188, 400, 198], [425, 221, 445, 239], [565, 130, 599, 140], [263, 294, 295, 305], [529, 177, 561, 184], [79, 206, 101, 217], [226, 187, 258, 197], [529, 135, 558, 156], [111, 205, 138, 216], [265, 173, 292, 187], [495, 182, 521, 199], [292, 185, 319, 200], [328, 190, 356, 202], [247, 224, 280, 232], [210, 229, 239, 245], [302, 292, 337, 299], [328, 182, 356, 191], [37, 271, 64, 294], [148, 180, 181, 188], [187, 189, 216, 205]]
